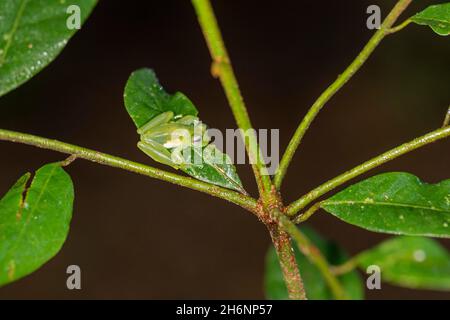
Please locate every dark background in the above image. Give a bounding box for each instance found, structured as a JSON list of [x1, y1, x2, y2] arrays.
[[0, 0, 449, 299]]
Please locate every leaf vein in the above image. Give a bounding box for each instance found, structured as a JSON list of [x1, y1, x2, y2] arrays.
[[0, 0, 28, 67]]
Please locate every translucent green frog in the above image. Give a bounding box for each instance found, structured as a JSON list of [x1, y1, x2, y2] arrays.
[[137, 111, 210, 169]]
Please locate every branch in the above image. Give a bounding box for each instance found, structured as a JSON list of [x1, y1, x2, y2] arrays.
[[0, 128, 258, 213], [386, 19, 412, 34], [191, 0, 272, 198], [272, 210, 347, 300], [443, 105, 450, 128], [287, 125, 450, 216], [331, 258, 358, 276], [267, 217, 306, 300], [274, 0, 413, 189], [294, 202, 322, 224]]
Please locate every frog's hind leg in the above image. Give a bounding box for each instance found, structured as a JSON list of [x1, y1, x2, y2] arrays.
[[137, 111, 174, 135], [138, 141, 178, 169]]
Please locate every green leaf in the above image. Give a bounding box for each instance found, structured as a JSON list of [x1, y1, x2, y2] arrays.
[[124, 68, 246, 193], [357, 236, 450, 291], [183, 146, 246, 194], [411, 3, 450, 36], [124, 68, 198, 128], [0, 163, 74, 286], [0, 0, 98, 97], [322, 173, 450, 238], [264, 226, 364, 300]]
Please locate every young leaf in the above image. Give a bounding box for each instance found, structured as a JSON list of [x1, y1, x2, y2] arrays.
[[264, 226, 364, 300], [0, 0, 98, 97], [356, 236, 450, 291], [124, 68, 246, 193], [322, 173, 450, 238], [124, 68, 198, 127], [0, 163, 74, 286], [410, 3, 450, 36]]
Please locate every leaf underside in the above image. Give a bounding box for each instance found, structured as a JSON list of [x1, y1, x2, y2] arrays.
[[322, 173, 450, 238], [411, 3, 450, 36], [357, 236, 450, 291], [124, 68, 198, 128]]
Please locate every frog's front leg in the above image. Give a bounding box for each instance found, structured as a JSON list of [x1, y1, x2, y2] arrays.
[[177, 116, 211, 147], [170, 145, 191, 170], [138, 140, 180, 169]]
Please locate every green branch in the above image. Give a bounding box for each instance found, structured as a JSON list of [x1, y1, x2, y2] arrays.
[[272, 209, 347, 300], [294, 202, 322, 224], [387, 18, 412, 34], [443, 106, 450, 127], [274, 0, 413, 189], [191, 0, 272, 198], [287, 125, 450, 216], [267, 216, 307, 300], [0, 128, 258, 212], [331, 258, 359, 276]]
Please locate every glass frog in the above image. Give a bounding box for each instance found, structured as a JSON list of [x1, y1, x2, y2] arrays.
[[137, 111, 210, 169]]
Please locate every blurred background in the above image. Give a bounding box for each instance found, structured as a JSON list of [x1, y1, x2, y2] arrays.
[[0, 0, 449, 299]]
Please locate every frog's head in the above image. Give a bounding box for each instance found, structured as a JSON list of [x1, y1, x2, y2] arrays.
[[163, 128, 193, 149]]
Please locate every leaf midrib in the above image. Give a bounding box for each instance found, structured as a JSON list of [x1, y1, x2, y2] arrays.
[[3, 165, 58, 280], [323, 200, 449, 213], [0, 0, 28, 67], [190, 147, 245, 193], [413, 17, 450, 25]]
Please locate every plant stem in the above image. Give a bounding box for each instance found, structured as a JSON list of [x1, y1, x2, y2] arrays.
[[0, 128, 258, 212], [274, 0, 413, 190], [443, 106, 450, 128], [267, 221, 306, 300], [287, 125, 450, 216], [294, 202, 322, 224], [331, 258, 359, 276], [272, 210, 347, 300], [387, 19, 412, 34], [191, 0, 272, 198]]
